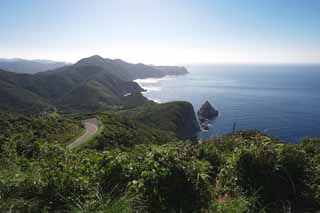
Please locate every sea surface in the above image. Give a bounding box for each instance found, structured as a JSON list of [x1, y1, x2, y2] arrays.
[[135, 64, 320, 143]]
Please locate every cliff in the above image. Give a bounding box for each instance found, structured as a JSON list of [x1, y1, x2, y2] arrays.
[[122, 101, 200, 140]]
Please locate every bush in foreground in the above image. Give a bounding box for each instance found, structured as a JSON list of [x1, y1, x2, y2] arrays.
[[1, 126, 320, 212]]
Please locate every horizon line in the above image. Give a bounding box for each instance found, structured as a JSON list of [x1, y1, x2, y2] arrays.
[[1, 56, 320, 66]]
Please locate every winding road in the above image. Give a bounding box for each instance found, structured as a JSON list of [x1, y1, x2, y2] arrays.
[[68, 118, 99, 149]]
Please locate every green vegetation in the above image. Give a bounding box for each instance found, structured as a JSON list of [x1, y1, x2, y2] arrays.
[[3, 55, 319, 212], [122, 101, 200, 140], [0, 64, 147, 113], [0, 55, 188, 113], [0, 112, 83, 157], [1, 112, 320, 213], [86, 113, 177, 150]]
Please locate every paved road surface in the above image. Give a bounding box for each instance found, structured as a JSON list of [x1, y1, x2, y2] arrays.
[[68, 118, 98, 149]]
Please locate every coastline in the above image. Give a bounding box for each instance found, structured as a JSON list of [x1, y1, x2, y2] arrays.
[[134, 77, 170, 103], [134, 76, 209, 137]]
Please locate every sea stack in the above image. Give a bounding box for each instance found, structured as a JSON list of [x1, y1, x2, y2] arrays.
[[198, 101, 219, 119], [197, 101, 219, 130]]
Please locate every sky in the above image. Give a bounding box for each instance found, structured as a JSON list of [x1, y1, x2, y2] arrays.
[[1, 0, 320, 64]]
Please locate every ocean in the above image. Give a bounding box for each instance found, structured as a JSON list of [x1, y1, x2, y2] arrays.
[[135, 64, 320, 143]]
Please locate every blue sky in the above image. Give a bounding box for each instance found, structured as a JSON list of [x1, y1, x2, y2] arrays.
[[1, 0, 320, 64]]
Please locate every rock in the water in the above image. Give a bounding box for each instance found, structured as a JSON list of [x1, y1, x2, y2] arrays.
[[198, 101, 218, 130], [198, 101, 219, 119]]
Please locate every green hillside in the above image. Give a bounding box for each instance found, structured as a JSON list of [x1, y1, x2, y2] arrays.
[[1, 115, 320, 213], [1, 55, 319, 212], [0, 65, 147, 113], [0, 56, 189, 113], [0, 112, 83, 157], [121, 101, 200, 140], [86, 113, 177, 150]]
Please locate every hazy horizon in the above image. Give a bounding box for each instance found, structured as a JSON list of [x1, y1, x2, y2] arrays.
[[2, 55, 320, 66], [1, 0, 320, 65]]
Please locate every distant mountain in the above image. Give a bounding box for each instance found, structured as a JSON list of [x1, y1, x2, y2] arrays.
[[73, 55, 188, 81], [0, 65, 147, 113], [0, 58, 70, 74], [0, 55, 189, 113]]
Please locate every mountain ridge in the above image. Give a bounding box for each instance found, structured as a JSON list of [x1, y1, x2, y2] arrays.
[[73, 55, 188, 81], [0, 55, 188, 113], [0, 58, 70, 74]]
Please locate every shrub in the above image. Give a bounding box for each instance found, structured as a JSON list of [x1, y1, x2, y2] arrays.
[[216, 142, 313, 210], [197, 142, 223, 182], [301, 138, 320, 208], [98, 143, 214, 212], [211, 196, 260, 213], [88, 114, 176, 150]]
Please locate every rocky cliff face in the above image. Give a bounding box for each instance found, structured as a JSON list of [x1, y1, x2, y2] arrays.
[[175, 101, 201, 140]]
